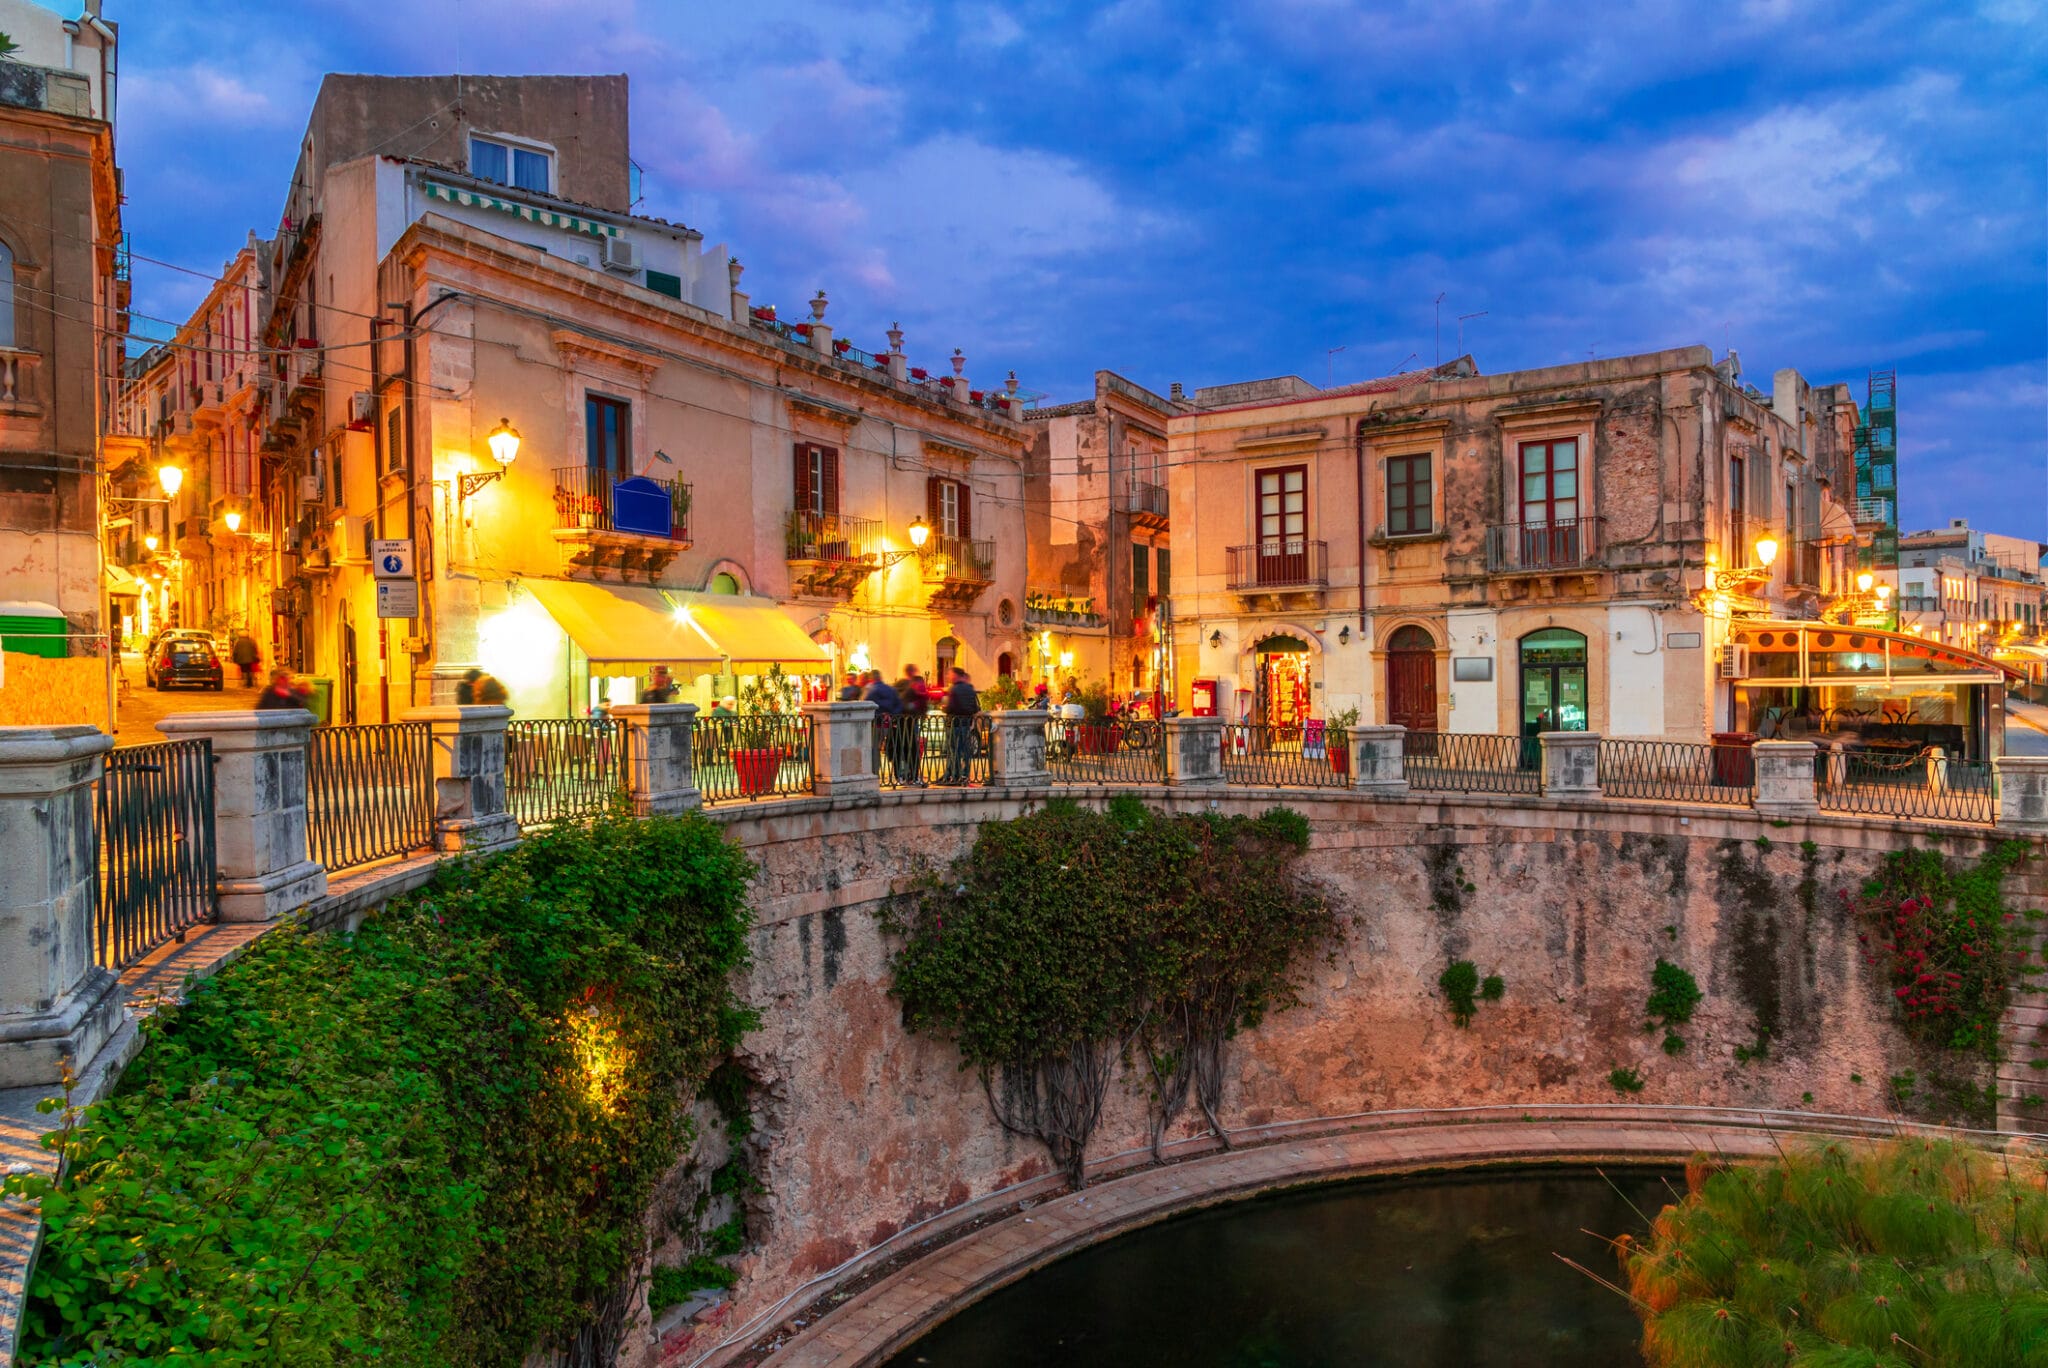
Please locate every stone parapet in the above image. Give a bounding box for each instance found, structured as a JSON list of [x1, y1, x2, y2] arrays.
[[1996, 756, 2048, 833], [1540, 731, 1601, 798], [987, 710, 1049, 787], [802, 701, 879, 799], [402, 705, 520, 851], [1348, 725, 1408, 794], [611, 703, 703, 816], [155, 711, 326, 922], [1163, 715, 1226, 786], [1752, 740, 1820, 817]]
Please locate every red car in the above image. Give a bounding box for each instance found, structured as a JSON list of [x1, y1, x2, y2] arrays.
[[153, 638, 224, 691]]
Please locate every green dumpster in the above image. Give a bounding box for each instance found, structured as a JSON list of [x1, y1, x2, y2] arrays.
[[304, 676, 335, 725], [0, 601, 67, 658]]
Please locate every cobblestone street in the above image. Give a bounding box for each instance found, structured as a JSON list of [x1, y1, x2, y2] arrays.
[[108, 651, 268, 747]]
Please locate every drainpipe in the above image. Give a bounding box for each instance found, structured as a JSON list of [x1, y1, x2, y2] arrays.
[[1354, 416, 1369, 638]]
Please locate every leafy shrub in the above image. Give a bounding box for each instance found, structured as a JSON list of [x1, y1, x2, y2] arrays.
[[8, 811, 754, 1367], [1609, 1066, 1646, 1094], [1852, 842, 2027, 1056], [1480, 974, 1505, 1002], [1646, 958, 1702, 1054], [1439, 961, 1481, 1027]]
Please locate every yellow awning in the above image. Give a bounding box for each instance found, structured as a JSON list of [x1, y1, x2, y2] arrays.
[[523, 579, 724, 670], [674, 594, 832, 673], [104, 563, 143, 597]]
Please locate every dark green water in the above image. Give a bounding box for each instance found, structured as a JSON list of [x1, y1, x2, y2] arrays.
[[880, 1166, 1674, 1368]]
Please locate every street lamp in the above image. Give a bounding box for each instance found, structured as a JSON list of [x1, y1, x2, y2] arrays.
[[907, 515, 930, 549], [223, 509, 242, 533], [143, 533, 158, 552], [486, 416, 521, 466], [1753, 536, 1778, 568], [157, 464, 184, 497], [1857, 572, 1874, 594]]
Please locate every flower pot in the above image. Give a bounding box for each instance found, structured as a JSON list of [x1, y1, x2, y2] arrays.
[[1077, 723, 1121, 755], [1330, 738, 1350, 777], [733, 746, 785, 797]]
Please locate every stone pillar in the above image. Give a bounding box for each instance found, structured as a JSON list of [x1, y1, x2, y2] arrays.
[[728, 258, 749, 324], [0, 726, 123, 1088], [610, 702, 703, 816], [802, 701, 879, 799], [1164, 715, 1225, 787], [1348, 724, 1409, 795], [1752, 740, 1819, 818], [156, 711, 326, 921], [1540, 731, 1601, 798], [402, 704, 519, 852], [1996, 756, 2048, 832], [988, 710, 1049, 787]]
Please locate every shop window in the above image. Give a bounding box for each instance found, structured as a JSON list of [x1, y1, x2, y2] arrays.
[[1518, 628, 1588, 735]]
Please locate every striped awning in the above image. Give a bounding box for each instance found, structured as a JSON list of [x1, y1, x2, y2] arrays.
[[422, 180, 620, 238]]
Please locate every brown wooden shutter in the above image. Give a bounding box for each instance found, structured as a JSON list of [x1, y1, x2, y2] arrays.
[[820, 446, 839, 518], [927, 476, 941, 533], [958, 482, 972, 540], [793, 443, 811, 514]]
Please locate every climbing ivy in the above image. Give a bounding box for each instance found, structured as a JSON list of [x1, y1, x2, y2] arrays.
[[6, 811, 756, 1368], [887, 801, 1336, 1186]]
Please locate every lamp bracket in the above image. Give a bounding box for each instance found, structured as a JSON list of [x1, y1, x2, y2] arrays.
[[458, 469, 506, 500]]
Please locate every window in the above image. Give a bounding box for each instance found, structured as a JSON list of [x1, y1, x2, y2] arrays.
[[1156, 547, 1171, 600], [794, 443, 839, 519], [1132, 543, 1149, 616], [1518, 439, 1578, 525], [468, 136, 552, 194], [926, 476, 971, 540], [384, 405, 404, 476], [0, 240, 13, 348], [585, 395, 631, 483], [1385, 453, 1432, 535], [644, 270, 684, 300], [1729, 454, 1746, 561], [709, 572, 740, 595]]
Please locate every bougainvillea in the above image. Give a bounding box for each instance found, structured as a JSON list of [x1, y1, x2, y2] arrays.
[[1851, 841, 2027, 1056]]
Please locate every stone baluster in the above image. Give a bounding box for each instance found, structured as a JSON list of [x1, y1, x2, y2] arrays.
[[1164, 715, 1226, 787], [1540, 731, 1601, 798], [0, 726, 123, 1087], [728, 259, 749, 324], [886, 323, 908, 383], [809, 290, 834, 357], [156, 710, 326, 920], [610, 703, 703, 815], [802, 701, 880, 799], [988, 710, 1049, 788], [1752, 740, 1820, 818], [1348, 724, 1409, 795], [402, 704, 519, 852], [1995, 756, 2048, 832]]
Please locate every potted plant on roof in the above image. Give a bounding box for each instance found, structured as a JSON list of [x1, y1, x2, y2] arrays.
[[732, 664, 799, 797], [1327, 705, 1360, 777]]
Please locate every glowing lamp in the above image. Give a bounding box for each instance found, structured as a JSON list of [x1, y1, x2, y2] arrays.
[[907, 515, 931, 549], [486, 416, 522, 466], [143, 533, 159, 551], [223, 509, 242, 533], [1856, 572, 1873, 593], [1752, 537, 1778, 568], [157, 465, 184, 497], [1876, 585, 1891, 602]]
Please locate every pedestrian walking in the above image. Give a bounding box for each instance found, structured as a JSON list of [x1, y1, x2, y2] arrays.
[[641, 665, 677, 703], [837, 671, 864, 702], [230, 631, 260, 688], [940, 666, 979, 784], [255, 667, 311, 711]]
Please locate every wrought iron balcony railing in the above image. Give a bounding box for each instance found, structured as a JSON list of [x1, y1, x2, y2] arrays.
[[920, 534, 995, 583], [1485, 517, 1603, 574], [1120, 480, 1168, 521], [552, 466, 692, 541], [1226, 539, 1329, 591], [786, 510, 883, 563]]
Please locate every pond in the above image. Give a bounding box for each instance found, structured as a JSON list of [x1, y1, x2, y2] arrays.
[[880, 1165, 1674, 1368]]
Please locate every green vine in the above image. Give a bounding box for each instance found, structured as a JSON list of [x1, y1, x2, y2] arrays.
[[6, 812, 755, 1367], [1852, 840, 2029, 1058], [1645, 958, 1703, 1055]]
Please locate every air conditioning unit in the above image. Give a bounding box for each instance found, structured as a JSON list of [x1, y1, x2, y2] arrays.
[[333, 514, 373, 563], [601, 235, 640, 273], [348, 391, 376, 430], [299, 473, 322, 503], [1718, 644, 1750, 680]]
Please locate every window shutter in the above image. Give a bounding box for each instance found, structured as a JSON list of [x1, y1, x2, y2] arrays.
[[958, 483, 972, 541], [820, 446, 839, 518], [793, 443, 811, 514], [927, 476, 941, 534]]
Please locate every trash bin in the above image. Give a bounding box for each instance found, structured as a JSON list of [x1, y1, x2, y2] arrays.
[[0, 601, 68, 658], [1710, 731, 1757, 787], [304, 676, 335, 726]]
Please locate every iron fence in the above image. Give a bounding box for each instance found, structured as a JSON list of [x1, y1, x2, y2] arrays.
[[97, 739, 217, 969], [1401, 732, 1542, 795], [1222, 723, 1351, 789], [1485, 516, 1603, 573], [1817, 746, 1995, 826], [1598, 739, 1755, 806], [877, 713, 993, 788], [507, 718, 628, 827], [1045, 717, 1167, 785], [695, 714, 815, 803], [306, 722, 437, 873]]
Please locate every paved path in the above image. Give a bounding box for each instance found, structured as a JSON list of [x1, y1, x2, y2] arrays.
[[2009, 697, 2048, 759], [110, 651, 268, 747], [731, 1108, 2038, 1368]]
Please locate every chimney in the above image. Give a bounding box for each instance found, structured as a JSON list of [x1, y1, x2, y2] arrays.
[[1169, 382, 1185, 401]]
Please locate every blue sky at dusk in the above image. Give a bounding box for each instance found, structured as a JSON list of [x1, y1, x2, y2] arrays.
[[93, 0, 2048, 536]]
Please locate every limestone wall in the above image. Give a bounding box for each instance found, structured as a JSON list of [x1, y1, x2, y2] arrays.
[[658, 787, 2011, 1365]]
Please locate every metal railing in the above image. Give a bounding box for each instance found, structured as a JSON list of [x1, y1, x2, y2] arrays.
[[1121, 480, 1168, 520], [1045, 717, 1167, 785], [306, 722, 437, 873], [695, 714, 815, 803], [1222, 724, 1351, 789], [97, 739, 217, 970], [507, 718, 628, 828], [552, 466, 692, 541], [1598, 739, 1755, 806], [786, 510, 884, 563], [878, 713, 992, 788], [1485, 517, 1603, 573], [1787, 540, 1825, 589], [1817, 746, 1995, 826], [920, 535, 996, 583], [1226, 539, 1329, 591], [1401, 732, 1542, 794]]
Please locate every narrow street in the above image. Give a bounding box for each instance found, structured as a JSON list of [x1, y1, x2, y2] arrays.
[[2008, 697, 2048, 760], [109, 651, 268, 747]]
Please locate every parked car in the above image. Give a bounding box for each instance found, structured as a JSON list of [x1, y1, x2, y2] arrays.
[[152, 637, 224, 691], [143, 629, 214, 688]]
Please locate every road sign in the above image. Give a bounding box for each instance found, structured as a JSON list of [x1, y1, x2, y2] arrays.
[[371, 539, 414, 579], [376, 579, 420, 619]]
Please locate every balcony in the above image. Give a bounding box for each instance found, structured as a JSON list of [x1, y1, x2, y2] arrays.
[[551, 466, 691, 581], [1120, 480, 1169, 530], [920, 534, 995, 607], [786, 511, 887, 597], [1485, 517, 1603, 576], [1787, 540, 1824, 591], [1226, 539, 1329, 600]]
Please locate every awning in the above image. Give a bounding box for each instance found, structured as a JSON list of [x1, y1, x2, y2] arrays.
[[422, 180, 620, 238], [672, 594, 833, 673], [104, 564, 143, 597], [523, 580, 724, 671], [1817, 498, 1857, 546]]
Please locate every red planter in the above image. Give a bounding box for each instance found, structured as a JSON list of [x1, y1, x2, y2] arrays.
[[1076, 723, 1122, 755], [1329, 741, 1350, 777], [732, 747, 786, 797]]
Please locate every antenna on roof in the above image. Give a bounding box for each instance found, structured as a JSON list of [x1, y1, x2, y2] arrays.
[[1434, 292, 1445, 367], [1457, 311, 1487, 358]]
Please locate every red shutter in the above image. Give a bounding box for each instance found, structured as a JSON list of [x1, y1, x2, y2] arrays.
[[820, 446, 839, 518], [793, 443, 811, 515], [958, 482, 972, 541], [927, 476, 941, 534]]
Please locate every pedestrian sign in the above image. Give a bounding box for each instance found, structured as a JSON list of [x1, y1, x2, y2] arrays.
[[371, 539, 414, 579]]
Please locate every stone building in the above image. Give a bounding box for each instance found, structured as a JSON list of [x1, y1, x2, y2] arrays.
[[183, 73, 1030, 722], [1166, 346, 1916, 746], [0, 0, 123, 642], [1020, 371, 1174, 702], [1899, 520, 2047, 682]]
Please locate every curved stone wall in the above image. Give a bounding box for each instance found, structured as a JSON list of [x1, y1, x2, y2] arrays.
[[656, 786, 2012, 1366]]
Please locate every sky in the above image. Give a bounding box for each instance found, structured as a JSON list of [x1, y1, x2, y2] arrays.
[[82, 0, 2048, 537]]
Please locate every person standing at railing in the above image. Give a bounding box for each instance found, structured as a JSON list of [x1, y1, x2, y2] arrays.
[[939, 667, 979, 785], [864, 670, 913, 784], [894, 663, 932, 786]]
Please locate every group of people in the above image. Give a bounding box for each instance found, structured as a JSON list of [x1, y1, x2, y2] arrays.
[[837, 663, 982, 785]]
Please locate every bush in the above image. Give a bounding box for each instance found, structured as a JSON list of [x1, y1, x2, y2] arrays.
[[7, 811, 755, 1367], [1852, 841, 2027, 1056]]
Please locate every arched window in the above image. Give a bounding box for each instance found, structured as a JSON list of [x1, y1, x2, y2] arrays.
[[709, 571, 740, 595], [0, 240, 15, 349], [1519, 628, 1589, 734]]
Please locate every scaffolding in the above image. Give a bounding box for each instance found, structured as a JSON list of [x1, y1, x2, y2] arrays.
[[1855, 369, 1897, 572]]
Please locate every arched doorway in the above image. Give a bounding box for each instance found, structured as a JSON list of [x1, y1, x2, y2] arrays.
[[1385, 625, 1437, 733], [1252, 634, 1312, 734], [1519, 628, 1589, 735], [996, 650, 1014, 680], [935, 635, 960, 683]]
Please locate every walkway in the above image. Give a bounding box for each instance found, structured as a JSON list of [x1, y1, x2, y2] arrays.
[[110, 651, 269, 748], [2008, 697, 2048, 760], [736, 1107, 2037, 1368]]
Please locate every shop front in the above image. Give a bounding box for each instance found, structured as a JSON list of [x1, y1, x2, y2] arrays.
[[1729, 622, 2012, 761], [1251, 633, 1314, 733], [1518, 628, 1590, 737]]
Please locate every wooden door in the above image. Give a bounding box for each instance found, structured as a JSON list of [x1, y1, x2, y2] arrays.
[[1385, 625, 1437, 733], [1255, 466, 1307, 583]]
